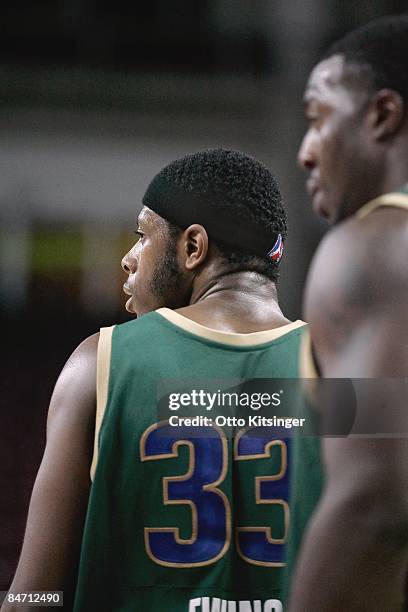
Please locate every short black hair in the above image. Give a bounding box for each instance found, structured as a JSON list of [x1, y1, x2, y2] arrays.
[[152, 148, 287, 283], [323, 14, 408, 100]]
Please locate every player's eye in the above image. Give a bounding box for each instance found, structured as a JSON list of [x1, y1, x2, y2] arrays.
[[134, 230, 144, 239]]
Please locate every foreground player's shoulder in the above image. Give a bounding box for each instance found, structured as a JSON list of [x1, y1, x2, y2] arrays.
[[304, 209, 408, 375], [305, 210, 407, 322]]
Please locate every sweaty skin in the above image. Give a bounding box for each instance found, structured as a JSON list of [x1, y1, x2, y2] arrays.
[[1, 208, 291, 612], [290, 51, 408, 611]]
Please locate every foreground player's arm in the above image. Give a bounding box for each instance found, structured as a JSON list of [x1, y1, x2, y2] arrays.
[[289, 213, 408, 611], [1, 334, 98, 612]]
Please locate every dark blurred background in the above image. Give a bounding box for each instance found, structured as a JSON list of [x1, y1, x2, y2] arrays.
[[1, 0, 407, 592]]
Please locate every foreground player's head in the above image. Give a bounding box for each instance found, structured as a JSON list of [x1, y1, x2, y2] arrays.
[[298, 15, 408, 223], [122, 148, 287, 316]]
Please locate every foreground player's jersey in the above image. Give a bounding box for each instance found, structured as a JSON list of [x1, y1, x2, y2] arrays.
[[74, 308, 306, 612], [284, 186, 408, 602]]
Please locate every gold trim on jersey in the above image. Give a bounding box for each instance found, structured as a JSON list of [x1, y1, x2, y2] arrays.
[[299, 330, 319, 379], [156, 307, 306, 347], [90, 325, 115, 481], [356, 192, 408, 219]]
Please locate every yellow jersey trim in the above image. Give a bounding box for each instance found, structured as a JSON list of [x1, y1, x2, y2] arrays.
[[90, 325, 114, 481], [299, 330, 318, 379], [156, 307, 306, 346], [356, 192, 408, 219]]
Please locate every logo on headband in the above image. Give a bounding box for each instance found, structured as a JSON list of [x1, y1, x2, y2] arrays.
[[267, 233, 284, 263]]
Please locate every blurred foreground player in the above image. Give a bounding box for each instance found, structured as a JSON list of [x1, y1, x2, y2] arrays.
[[2, 149, 306, 612], [287, 16, 408, 611]]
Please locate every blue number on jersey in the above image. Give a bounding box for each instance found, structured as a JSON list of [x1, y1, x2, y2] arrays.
[[235, 428, 290, 565], [141, 422, 290, 567], [141, 422, 230, 567]]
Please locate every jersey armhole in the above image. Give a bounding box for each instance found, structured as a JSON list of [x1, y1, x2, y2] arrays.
[[90, 325, 114, 481]]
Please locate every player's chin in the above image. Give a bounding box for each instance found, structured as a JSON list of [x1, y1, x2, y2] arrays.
[[313, 190, 332, 222], [125, 296, 138, 316]]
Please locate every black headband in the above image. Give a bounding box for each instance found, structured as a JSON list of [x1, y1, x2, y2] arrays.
[[142, 175, 284, 262]]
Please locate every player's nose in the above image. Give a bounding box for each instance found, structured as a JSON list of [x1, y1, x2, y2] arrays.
[[121, 250, 137, 274], [297, 131, 316, 171]]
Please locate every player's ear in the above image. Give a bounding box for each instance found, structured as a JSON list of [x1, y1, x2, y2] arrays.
[[182, 224, 209, 270], [368, 89, 404, 141]]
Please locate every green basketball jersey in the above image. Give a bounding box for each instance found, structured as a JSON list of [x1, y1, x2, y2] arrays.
[[74, 308, 306, 612]]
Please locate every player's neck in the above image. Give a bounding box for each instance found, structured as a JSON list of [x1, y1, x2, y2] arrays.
[[192, 270, 278, 302], [380, 145, 408, 195], [349, 158, 408, 218], [174, 272, 291, 332]]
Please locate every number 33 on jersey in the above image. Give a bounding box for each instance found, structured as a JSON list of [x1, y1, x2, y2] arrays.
[[141, 421, 290, 569]]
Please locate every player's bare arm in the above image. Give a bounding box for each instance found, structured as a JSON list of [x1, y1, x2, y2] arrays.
[[0, 334, 98, 612], [289, 211, 408, 611]]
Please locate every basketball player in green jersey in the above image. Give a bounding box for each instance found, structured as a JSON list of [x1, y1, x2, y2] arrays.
[[2, 149, 306, 612], [286, 16, 408, 611]]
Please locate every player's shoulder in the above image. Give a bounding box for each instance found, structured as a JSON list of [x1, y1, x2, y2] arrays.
[[305, 208, 408, 335], [78, 331, 100, 350], [46, 333, 100, 434], [69, 331, 100, 363], [309, 207, 407, 298], [58, 332, 100, 390]]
